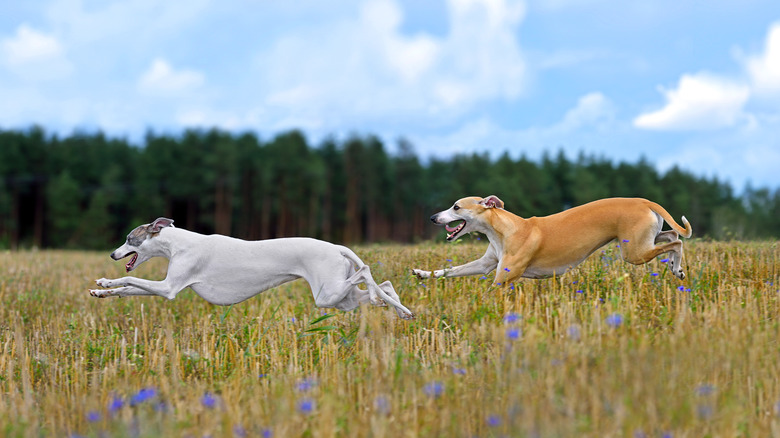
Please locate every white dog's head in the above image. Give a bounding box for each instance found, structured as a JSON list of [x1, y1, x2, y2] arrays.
[[430, 195, 504, 241], [110, 218, 174, 271]]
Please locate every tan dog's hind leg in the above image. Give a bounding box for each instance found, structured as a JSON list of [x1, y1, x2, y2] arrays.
[[622, 234, 685, 280]]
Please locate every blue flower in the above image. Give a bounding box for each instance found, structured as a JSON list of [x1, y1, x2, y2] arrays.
[[86, 411, 101, 422], [479, 276, 487, 280], [423, 381, 444, 399], [233, 425, 247, 437], [261, 428, 273, 438], [696, 384, 715, 396], [605, 313, 623, 328], [660, 258, 669, 263], [506, 328, 521, 340], [503, 313, 521, 324], [576, 290, 583, 294], [503, 267, 510, 272], [623, 239, 630, 243], [130, 387, 156, 406], [297, 378, 317, 392], [297, 398, 316, 414], [446, 258, 452, 262], [451, 367, 466, 375], [201, 392, 217, 409], [374, 396, 391, 414], [651, 273, 659, 277], [487, 415, 501, 427], [108, 395, 124, 413], [567, 324, 581, 341], [258, 373, 269, 379]]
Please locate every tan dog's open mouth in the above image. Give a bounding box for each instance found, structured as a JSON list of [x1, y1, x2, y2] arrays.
[[446, 221, 465, 240]]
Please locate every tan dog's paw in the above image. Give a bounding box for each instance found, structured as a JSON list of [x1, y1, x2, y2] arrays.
[[411, 269, 431, 279]]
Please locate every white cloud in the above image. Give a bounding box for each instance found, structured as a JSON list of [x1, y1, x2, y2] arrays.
[[633, 74, 750, 130], [1, 24, 72, 79], [138, 58, 205, 95], [259, 0, 527, 125], [414, 92, 621, 158], [746, 21, 780, 96]]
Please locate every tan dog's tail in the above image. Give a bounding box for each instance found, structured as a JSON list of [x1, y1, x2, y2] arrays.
[[646, 201, 693, 238]]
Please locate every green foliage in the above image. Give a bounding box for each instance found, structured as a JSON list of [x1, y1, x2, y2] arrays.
[[0, 126, 779, 249]]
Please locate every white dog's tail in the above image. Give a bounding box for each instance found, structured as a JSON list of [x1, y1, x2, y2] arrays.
[[338, 247, 412, 317]]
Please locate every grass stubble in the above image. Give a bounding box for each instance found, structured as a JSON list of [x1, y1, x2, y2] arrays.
[[0, 239, 778, 437]]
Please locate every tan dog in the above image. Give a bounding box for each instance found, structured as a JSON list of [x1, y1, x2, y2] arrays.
[[412, 196, 692, 285]]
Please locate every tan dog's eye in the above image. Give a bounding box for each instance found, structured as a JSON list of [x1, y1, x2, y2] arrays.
[[453, 205, 460, 211]]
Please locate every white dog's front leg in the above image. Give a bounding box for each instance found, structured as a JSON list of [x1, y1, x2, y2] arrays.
[[94, 277, 180, 300], [90, 286, 161, 298]]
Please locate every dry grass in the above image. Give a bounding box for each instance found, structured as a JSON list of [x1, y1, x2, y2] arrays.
[[0, 240, 778, 437]]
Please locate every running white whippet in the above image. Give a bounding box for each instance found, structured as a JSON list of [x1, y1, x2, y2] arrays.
[[412, 196, 692, 285], [90, 218, 414, 319]]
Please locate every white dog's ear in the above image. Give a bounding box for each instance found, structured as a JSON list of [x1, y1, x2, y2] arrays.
[[148, 217, 175, 233], [479, 195, 504, 209]]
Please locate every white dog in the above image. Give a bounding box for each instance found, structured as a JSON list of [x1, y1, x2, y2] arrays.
[[90, 218, 414, 319]]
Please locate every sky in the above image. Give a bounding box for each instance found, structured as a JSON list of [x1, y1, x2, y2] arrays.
[[1, 0, 780, 190]]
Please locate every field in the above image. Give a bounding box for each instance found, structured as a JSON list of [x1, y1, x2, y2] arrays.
[[0, 240, 778, 437]]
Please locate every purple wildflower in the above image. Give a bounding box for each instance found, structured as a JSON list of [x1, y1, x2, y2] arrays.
[[262, 429, 273, 438], [233, 425, 247, 437], [297, 398, 316, 414], [506, 327, 521, 340], [479, 276, 487, 280], [374, 396, 391, 415], [605, 313, 623, 328], [451, 367, 466, 375], [503, 267, 510, 272], [487, 415, 501, 427], [660, 258, 669, 263], [130, 387, 156, 406], [86, 411, 101, 422], [297, 378, 317, 392], [503, 313, 521, 324], [567, 324, 581, 341], [108, 395, 124, 413], [201, 392, 217, 409], [423, 381, 444, 399]]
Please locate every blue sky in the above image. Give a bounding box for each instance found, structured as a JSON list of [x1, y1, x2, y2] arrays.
[[2, 0, 779, 190]]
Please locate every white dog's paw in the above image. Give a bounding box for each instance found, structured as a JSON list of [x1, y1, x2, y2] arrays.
[[89, 289, 112, 298], [95, 278, 115, 288], [397, 309, 415, 320], [412, 269, 431, 279]]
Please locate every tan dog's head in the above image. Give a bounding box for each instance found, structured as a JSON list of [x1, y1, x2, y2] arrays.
[[430, 195, 504, 241], [110, 218, 174, 272]]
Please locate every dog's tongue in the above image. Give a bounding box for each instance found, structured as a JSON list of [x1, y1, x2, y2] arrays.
[[445, 222, 462, 232], [125, 253, 138, 272]]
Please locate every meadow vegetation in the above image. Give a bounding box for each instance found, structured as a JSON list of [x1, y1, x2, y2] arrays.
[[0, 239, 778, 437]]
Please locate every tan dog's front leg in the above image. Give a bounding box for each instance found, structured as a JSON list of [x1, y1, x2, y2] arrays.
[[413, 251, 498, 279]]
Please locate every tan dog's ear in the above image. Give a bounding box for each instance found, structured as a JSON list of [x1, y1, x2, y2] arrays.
[[479, 195, 504, 209]]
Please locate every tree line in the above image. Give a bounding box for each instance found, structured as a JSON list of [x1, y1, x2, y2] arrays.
[[0, 126, 778, 249]]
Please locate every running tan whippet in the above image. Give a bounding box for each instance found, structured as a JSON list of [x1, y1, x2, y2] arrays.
[[412, 196, 692, 285], [90, 218, 414, 319]]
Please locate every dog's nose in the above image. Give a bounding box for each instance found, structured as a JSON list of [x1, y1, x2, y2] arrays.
[[430, 214, 438, 223]]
